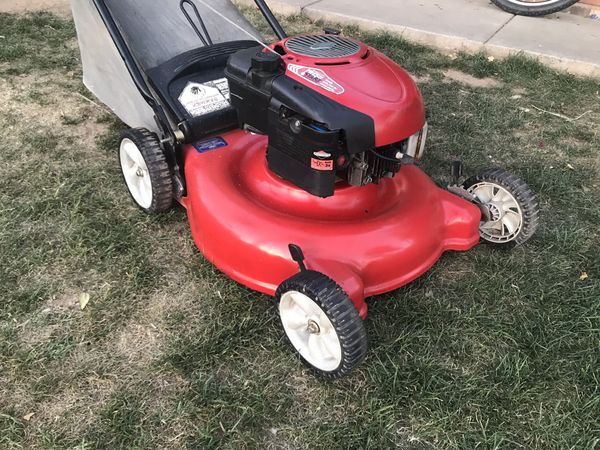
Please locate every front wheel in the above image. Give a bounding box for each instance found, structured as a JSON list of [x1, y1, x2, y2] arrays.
[[276, 271, 368, 378], [464, 168, 539, 247], [491, 0, 578, 16]]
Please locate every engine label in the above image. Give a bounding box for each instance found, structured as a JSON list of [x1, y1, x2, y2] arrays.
[[311, 158, 334, 171], [287, 64, 345, 95], [178, 78, 230, 117]]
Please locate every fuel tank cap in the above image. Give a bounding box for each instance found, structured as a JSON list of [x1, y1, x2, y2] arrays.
[[251, 51, 282, 73]]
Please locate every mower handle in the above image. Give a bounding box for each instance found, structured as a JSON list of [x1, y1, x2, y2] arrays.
[[253, 0, 287, 40]]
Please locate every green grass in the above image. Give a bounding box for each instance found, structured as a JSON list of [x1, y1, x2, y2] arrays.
[[1, 9, 599, 450]]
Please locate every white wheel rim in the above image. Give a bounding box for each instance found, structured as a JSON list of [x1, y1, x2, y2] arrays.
[[503, 0, 563, 6], [280, 291, 342, 372], [467, 182, 524, 243], [119, 138, 153, 209]]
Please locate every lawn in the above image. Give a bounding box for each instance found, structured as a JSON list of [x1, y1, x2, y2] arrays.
[[0, 7, 599, 450]]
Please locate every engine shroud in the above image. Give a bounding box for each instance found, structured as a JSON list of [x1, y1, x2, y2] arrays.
[[225, 34, 426, 197]]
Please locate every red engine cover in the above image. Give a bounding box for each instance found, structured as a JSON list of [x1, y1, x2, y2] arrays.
[[271, 35, 426, 147]]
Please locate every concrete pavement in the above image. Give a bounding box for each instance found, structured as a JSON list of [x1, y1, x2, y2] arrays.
[[2, 0, 598, 77], [240, 0, 600, 78], [0, 0, 71, 17]]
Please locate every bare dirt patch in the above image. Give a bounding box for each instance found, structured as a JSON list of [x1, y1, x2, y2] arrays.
[[111, 291, 177, 368], [17, 291, 81, 346], [409, 73, 432, 84], [114, 323, 162, 367], [0, 0, 71, 17], [512, 87, 528, 96], [45, 291, 81, 312], [443, 69, 503, 88], [0, 73, 109, 148], [18, 322, 59, 347], [15, 75, 89, 118]]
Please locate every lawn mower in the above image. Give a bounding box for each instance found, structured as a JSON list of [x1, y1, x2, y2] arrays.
[[72, 0, 540, 377]]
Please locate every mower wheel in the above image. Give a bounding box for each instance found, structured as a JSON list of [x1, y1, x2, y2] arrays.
[[119, 128, 173, 214], [464, 168, 539, 246], [490, 0, 579, 17], [276, 271, 368, 378]]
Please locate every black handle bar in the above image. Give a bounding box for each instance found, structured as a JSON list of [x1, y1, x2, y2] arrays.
[[254, 0, 287, 40]]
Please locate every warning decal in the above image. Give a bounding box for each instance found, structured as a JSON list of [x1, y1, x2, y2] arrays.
[[287, 64, 345, 95], [178, 78, 230, 117]]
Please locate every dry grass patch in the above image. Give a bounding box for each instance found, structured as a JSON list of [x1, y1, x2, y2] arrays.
[[443, 68, 504, 88]]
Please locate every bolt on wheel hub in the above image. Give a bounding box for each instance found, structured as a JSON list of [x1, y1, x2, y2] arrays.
[[307, 320, 321, 334]]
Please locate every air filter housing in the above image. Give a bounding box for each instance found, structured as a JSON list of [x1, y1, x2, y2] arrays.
[[284, 35, 362, 59]]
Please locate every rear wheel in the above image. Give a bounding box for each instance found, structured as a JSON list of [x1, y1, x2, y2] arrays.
[[491, 0, 578, 16], [276, 271, 368, 378], [464, 168, 539, 247], [119, 128, 173, 214]]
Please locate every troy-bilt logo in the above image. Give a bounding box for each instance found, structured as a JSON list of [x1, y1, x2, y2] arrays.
[[287, 64, 345, 95]]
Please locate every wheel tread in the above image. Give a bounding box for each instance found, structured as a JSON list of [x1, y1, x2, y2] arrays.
[[119, 128, 173, 214], [276, 271, 368, 378]]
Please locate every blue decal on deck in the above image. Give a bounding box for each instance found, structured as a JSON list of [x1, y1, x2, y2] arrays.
[[194, 137, 228, 153]]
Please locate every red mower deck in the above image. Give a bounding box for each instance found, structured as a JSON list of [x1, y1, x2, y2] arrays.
[[181, 130, 482, 318]]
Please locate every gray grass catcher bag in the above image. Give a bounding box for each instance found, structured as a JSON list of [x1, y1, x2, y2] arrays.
[[71, 0, 262, 132]]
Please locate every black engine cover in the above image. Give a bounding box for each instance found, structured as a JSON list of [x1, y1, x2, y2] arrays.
[[225, 47, 375, 198]]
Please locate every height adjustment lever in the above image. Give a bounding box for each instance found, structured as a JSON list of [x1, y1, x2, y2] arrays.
[[289, 244, 307, 272]]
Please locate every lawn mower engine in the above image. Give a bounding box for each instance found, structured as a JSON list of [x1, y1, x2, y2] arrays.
[[225, 34, 428, 197]]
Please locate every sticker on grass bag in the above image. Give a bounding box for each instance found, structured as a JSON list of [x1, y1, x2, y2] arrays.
[[194, 137, 228, 153], [287, 64, 345, 95], [179, 78, 230, 117]]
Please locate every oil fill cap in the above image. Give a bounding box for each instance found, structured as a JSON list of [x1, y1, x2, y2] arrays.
[[251, 51, 282, 73]]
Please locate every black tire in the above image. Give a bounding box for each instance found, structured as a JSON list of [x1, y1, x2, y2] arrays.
[[276, 271, 368, 378], [118, 128, 173, 214], [491, 0, 578, 16], [463, 168, 539, 247]]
